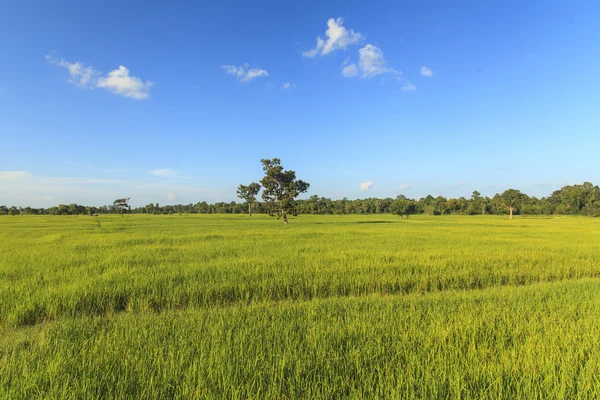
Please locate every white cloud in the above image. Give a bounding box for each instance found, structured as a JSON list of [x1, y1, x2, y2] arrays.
[[150, 169, 174, 177], [399, 184, 411, 189], [420, 66, 434, 77], [167, 192, 176, 201], [222, 65, 245, 79], [281, 82, 296, 90], [96, 66, 153, 99], [343, 45, 399, 79], [0, 171, 31, 181], [360, 181, 373, 191], [303, 17, 363, 57], [47, 54, 152, 99], [401, 83, 416, 91], [46, 55, 98, 87], [342, 64, 358, 77], [243, 69, 269, 82], [222, 64, 269, 82]]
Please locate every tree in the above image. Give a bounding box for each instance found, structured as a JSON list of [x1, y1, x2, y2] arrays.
[[237, 182, 261, 216], [435, 196, 447, 215], [259, 158, 310, 224], [495, 189, 525, 219], [390, 196, 417, 219], [307, 195, 319, 214], [113, 198, 131, 217], [468, 191, 483, 215]]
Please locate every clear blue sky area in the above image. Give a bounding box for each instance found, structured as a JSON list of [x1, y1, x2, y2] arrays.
[[1, 0, 599, 206]]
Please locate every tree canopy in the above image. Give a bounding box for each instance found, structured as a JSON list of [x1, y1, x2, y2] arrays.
[[390, 196, 417, 219], [237, 183, 261, 216], [3, 182, 600, 218], [494, 189, 526, 219], [113, 198, 131, 217], [259, 158, 309, 223]]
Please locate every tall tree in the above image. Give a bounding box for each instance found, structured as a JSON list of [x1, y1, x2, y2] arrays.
[[113, 198, 131, 217], [495, 189, 525, 219], [237, 183, 261, 216], [259, 158, 310, 224]]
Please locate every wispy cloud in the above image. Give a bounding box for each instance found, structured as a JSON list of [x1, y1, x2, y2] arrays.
[[46, 54, 98, 87], [360, 181, 373, 191], [343, 45, 399, 79], [420, 66, 434, 77], [401, 83, 416, 92], [222, 64, 269, 82], [150, 169, 175, 177], [167, 192, 176, 201], [342, 64, 358, 77], [46, 54, 153, 99], [303, 17, 363, 57], [399, 184, 411, 189], [0, 171, 31, 181], [0, 171, 216, 207], [281, 82, 296, 90]]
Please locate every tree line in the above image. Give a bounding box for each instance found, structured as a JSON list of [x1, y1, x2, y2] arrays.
[[2, 159, 599, 218], [2, 181, 599, 217]]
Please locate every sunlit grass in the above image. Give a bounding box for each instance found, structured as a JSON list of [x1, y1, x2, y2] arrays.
[[1, 214, 599, 398]]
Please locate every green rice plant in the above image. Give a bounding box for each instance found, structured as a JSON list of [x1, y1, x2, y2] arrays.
[[1, 214, 599, 398]]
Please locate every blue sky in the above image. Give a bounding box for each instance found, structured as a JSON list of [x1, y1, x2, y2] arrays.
[[1, 0, 599, 207]]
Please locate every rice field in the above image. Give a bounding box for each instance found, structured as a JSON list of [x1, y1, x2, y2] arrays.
[[1, 214, 600, 398]]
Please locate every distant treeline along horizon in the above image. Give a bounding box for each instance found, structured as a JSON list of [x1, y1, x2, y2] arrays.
[[2, 182, 599, 218]]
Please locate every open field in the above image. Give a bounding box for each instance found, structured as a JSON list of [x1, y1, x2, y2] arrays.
[[1, 214, 600, 398]]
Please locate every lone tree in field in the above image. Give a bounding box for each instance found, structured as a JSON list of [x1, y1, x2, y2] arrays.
[[259, 158, 309, 224], [237, 182, 261, 216], [113, 197, 130, 217], [495, 189, 525, 219]]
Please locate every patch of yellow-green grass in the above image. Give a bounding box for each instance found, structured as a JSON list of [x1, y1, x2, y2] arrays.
[[1, 214, 600, 398]]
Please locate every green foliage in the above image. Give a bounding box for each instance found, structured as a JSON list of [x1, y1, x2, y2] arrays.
[[493, 189, 528, 218], [496, 189, 527, 209], [3, 182, 600, 217], [390, 196, 417, 218], [237, 182, 261, 216], [112, 197, 131, 216], [2, 215, 600, 397], [260, 158, 309, 222], [547, 182, 600, 216]]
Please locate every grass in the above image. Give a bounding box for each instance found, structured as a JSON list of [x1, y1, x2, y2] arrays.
[[1, 214, 600, 398]]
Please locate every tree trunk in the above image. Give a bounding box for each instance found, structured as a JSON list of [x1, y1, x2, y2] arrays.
[[283, 213, 288, 224], [248, 202, 252, 217], [509, 207, 513, 219]]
